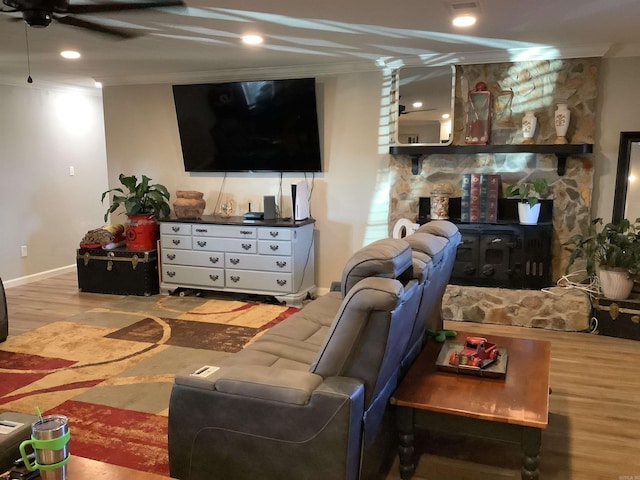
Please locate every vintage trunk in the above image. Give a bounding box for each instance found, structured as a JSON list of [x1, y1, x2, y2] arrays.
[[76, 248, 159, 296], [592, 294, 640, 340]]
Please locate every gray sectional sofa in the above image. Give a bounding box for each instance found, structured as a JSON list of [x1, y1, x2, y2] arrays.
[[168, 220, 461, 480]]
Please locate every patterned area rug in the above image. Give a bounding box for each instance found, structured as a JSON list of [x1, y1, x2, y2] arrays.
[[0, 294, 299, 475]]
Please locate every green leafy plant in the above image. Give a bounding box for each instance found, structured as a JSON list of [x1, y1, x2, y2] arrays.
[[101, 174, 171, 222], [504, 178, 549, 207], [564, 218, 640, 279]]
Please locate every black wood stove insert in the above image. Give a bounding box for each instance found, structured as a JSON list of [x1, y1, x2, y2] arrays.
[[419, 197, 553, 290]]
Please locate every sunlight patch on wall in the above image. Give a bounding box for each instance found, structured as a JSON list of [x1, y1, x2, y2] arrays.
[[363, 166, 392, 245], [54, 91, 96, 134]]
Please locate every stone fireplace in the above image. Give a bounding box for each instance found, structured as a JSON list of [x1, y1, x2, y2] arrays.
[[389, 58, 599, 330]]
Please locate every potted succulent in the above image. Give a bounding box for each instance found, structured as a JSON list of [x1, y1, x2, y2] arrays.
[[504, 178, 549, 224], [102, 174, 171, 251], [564, 218, 640, 300]]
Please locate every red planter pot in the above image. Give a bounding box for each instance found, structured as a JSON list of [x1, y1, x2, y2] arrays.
[[125, 214, 159, 251]]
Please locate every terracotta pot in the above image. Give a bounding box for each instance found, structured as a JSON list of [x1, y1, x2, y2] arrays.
[[598, 266, 634, 300], [125, 214, 159, 251]]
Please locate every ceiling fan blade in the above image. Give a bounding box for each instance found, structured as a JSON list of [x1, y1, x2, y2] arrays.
[[65, 0, 184, 14], [55, 14, 139, 38]]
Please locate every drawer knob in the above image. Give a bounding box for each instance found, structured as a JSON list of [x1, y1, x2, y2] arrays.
[[241, 243, 252, 250], [269, 244, 279, 251], [166, 271, 176, 278], [209, 256, 219, 264], [276, 279, 287, 286], [172, 226, 180, 232], [230, 258, 240, 265], [209, 274, 219, 282], [230, 275, 240, 283], [173, 239, 181, 245], [270, 231, 279, 237], [167, 253, 176, 260], [197, 240, 207, 247], [276, 261, 287, 268]]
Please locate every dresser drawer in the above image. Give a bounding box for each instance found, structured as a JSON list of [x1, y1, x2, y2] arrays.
[[161, 235, 192, 250], [226, 269, 293, 293], [162, 249, 224, 267], [258, 228, 292, 241], [258, 240, 292, 256], [161, 223, 192, 235], [192, 225, 257, 238], [162, 264, 225, 287], [225, 253, 292, 272], [193, 237, 257, 254]]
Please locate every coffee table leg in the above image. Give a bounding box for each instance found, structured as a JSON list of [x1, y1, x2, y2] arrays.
[[396, 407, 415, 480], [521, 426, 541, 480]]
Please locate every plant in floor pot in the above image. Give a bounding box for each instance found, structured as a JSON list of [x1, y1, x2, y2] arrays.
[[564, 218, 640, 300], [102, 174, 171, 251], [504, 178, 549, 225]]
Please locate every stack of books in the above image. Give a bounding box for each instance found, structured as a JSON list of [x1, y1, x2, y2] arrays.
[[461, 173, 501, 223]]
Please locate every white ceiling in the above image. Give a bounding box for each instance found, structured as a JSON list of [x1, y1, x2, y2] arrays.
[[1, 0, 640, 90]]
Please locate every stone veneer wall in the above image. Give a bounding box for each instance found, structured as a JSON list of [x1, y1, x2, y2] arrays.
[[389, 58, 600, 282]]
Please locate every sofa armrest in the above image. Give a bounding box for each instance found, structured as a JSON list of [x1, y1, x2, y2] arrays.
[[175, 364, 324, 405]]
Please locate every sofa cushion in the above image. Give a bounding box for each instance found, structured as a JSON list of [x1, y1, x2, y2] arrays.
[[415, 220, 459, 238], [341, 238, 413, 297], [404, 232, 448, 267]]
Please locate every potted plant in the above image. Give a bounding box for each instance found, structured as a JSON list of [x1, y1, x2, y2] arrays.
[[564, 218, 640, 300], [504, 178, 549, 224], [102, 174, 171, 251]]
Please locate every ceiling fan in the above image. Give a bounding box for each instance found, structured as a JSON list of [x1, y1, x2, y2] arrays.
[[1, 0, 185, 39], [399, 104, 436, 115]]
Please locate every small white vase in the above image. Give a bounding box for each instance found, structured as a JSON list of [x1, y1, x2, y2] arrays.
[[517, 202, 541, 225], [554, 103, 570, 144], [598, 267, 634, 300], [522, 111, 537, 144]]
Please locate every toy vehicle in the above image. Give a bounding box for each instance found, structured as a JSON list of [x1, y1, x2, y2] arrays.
[[449, 336, 500, 368]]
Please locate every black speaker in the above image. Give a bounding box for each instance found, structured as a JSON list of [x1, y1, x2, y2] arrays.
[[264, 195, 277, 220]]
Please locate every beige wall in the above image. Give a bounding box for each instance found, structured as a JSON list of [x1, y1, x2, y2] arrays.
[[2, 56, 639, 288], [0, 84, 108, 285], [593, 56, 640, 222], [101, 72, 392, 292]]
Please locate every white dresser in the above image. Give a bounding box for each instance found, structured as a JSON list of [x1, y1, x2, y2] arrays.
[[159, 217, 315, 304]]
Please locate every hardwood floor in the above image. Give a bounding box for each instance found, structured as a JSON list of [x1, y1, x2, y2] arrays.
[[3, 272, 640, 479]]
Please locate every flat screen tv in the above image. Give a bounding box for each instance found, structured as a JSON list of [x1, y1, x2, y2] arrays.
[[172, 78, 322, 172]]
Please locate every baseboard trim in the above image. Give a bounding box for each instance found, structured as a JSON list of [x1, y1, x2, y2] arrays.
[[3, 265, 76, 289]]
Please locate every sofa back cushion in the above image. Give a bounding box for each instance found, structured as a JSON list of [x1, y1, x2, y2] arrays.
[[340, 238, 413, 297], [311, 276, 421, 408]]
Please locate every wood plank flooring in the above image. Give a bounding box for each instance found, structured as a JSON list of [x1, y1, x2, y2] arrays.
[[4, 272, 640, 479]]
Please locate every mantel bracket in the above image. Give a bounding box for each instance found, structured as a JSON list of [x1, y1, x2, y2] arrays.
[[556, 154, 568, 176], [411, 155, 421, 175]]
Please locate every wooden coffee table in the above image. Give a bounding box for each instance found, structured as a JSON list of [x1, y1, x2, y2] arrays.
[[4, 455, 172, 479], [391, 332, 550, 480]]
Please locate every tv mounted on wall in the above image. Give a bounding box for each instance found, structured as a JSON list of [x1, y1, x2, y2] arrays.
[[172, 78, 323, 172]]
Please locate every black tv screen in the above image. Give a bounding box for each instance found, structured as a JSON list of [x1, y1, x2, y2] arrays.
[[172, 78, 322, 172]]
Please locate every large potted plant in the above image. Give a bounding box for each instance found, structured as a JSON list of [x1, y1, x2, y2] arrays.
[[102, 174, 171, 251], [504, 178, 549, 225], [564, 218, 640, 300]]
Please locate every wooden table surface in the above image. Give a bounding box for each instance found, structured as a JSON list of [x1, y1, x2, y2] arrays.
[[392, 331, 551, 428], [3, 456, 173, 479]]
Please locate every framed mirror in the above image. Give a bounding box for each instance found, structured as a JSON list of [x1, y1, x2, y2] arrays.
[[393, 65, 455, 146], [613, 131, 640, 223]]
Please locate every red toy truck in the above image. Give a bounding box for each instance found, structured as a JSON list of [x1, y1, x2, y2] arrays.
[[449, 336, 500, 369]]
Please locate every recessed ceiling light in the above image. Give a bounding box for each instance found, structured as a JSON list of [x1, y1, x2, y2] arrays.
[[242, 34, 263, 45], [442, 113, 451, 119], [60, 50, 81, 59], [94, 81, 103, 88], [452, 14, 476, 27], [412, 101, 423, 109]]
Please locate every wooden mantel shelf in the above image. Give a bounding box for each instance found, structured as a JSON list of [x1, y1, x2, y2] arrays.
[[389, 143, 594, 176]]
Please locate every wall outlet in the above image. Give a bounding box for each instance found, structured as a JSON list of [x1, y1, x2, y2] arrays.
[[21, 245, 28, 257], [69, 166, 75, 176]]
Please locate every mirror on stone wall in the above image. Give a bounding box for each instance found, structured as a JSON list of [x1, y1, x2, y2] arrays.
[[393, 65, 455, 146], [613, 131, 640, 223]]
